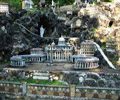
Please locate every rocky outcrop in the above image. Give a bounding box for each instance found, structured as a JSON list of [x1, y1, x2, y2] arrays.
[[0, 9, 57, 61], [0, 2, 120, 62]]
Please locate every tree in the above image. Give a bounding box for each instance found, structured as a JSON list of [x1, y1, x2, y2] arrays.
[[10, 0, 22, 10]]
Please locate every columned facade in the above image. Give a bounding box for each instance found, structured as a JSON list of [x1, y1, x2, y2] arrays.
[[45, 37, 74, 62], [22, 54, 46, 63], [78, 40, 95, 56], [10, 56, 25, 67], [74, 56, 99, 69]]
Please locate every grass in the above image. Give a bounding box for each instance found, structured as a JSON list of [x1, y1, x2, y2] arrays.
[[5, 78, 67, 86]]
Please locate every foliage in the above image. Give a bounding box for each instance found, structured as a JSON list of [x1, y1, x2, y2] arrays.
[[27, 7, 40, 15], [101, 0, 113, 2], [0, 0, 113, 11], [0, 0, 10, 3], [9, 0, 22, 10]]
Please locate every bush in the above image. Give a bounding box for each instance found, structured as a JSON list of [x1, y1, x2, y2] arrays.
[[101, 0, 113, 2], [10, 0, 22, 10]]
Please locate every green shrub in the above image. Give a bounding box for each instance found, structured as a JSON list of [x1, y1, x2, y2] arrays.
[[101, 0, 113, 2], [10, 0, 22, 10]]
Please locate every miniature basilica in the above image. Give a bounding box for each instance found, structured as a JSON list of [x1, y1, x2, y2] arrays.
[[10, 37, 99, 69]]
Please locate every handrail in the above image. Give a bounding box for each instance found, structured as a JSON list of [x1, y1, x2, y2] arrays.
[[14, 22, 39, 37]]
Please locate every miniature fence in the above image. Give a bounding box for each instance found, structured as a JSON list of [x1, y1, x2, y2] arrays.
[[0, 81, 119, 99], [27, 84, 70, 97], [0, 81, 22, 94], [75, 86, 120, 100]]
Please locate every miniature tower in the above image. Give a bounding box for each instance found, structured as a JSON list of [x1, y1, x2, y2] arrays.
[[22, 0, 25, 9], [22, 0, 33, 10]]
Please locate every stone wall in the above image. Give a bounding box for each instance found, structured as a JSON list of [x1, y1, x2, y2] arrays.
[[0, 81, 119, 100]]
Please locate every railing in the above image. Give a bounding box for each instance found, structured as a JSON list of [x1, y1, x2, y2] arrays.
[[27, 83, 70, 96], [0, 81, 22, 94], [0, 81, 119, 99]]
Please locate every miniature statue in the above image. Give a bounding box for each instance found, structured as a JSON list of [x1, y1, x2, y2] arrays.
[[40, 25, 45, 38], [52, 0, 55, 7], [76, 0, 81, 6], [22, 0, 34, 10], [51, 0, 56, 14], [71, 23, 74, 32], [40, 0, 46, 7], [1, 26, 7, 33]]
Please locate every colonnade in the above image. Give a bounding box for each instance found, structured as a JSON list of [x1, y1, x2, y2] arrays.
[[75, 61, 99, 69], [47, 51, 72, 62], [10, 61, 25, 67], [23, 56, 46, 63], [79, 49, 95, 56]]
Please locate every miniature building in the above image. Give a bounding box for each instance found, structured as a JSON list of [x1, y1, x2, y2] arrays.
[[10, 56, 25, 67], [33, 72, 49, 80], [72, 40, 99, 69], [30, 48, 44, 54], [10, 48, 46, 66], [78, 40, 96, 56], [10, 38, 100, 69], [0, 2, 9, 13], [74, 56, 99, 69], [106, 37, 116, 53], [45, 37, 74, 62], [22, 0, 33, 10], [22, 54, 46, 63]]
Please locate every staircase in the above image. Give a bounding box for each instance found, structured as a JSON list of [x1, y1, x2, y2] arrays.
[[93, 42, 116, 69]]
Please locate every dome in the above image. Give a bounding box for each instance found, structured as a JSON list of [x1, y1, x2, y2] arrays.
[[59, 36, 65, 42], [52, 41, 55, 46], [58, 36, 66, 46]]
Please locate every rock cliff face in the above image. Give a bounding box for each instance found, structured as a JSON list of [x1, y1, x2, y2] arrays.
[[0, 9, 57, 61], [77, 2, 120, 62], [77, 2, 120, 41]]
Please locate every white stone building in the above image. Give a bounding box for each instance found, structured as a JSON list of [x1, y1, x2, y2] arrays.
[[74, 56, 99, 69], [10, 56, 25, 67], [72, 40, 99, 69], [22, 0, 34, 10], [10, 38, 100, 69], [45, 37, 74, 62], [30, 48, 44, 55], [22, 54, 46, 63], [78, 40, 96, 56], [0, 2, 9, 13]]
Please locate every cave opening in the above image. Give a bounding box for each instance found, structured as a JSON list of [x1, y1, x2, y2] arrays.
[[18, 49, 30, 55], [109, 20, 114, 27], [38, 14, 52, 37]]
